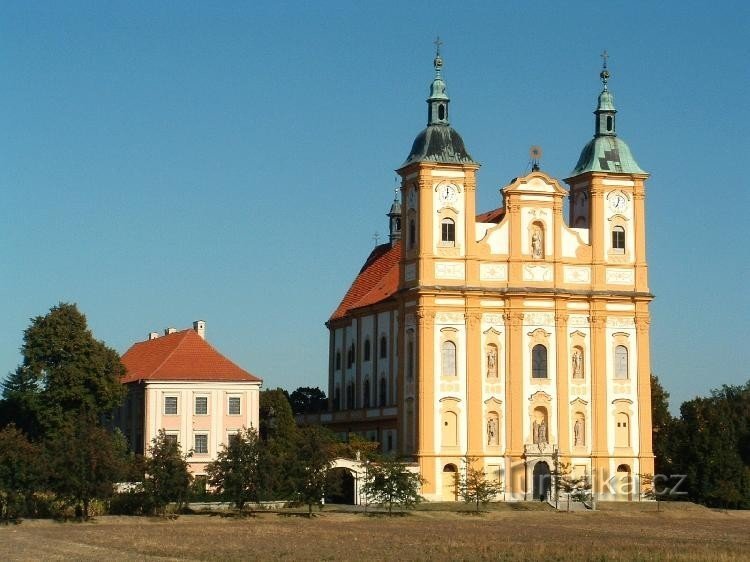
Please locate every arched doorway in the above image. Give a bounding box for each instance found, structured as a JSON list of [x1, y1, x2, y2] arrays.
[[326, 468, 355, 505], [442, 464, 458, 501], [532, 461, 551, 501], [613, 464, 632, 501]]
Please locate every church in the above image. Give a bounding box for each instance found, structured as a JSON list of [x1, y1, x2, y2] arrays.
[[317, 47, 654, 502]]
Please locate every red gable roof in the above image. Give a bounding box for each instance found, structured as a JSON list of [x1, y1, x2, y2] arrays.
[[330, 241, 402, 321], [121, 329, 261, 384], [330, 208, 507, 322]]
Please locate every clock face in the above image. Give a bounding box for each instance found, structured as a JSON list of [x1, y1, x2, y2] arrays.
[[438, 183, 458, 205], [609, 193, 627, 213]]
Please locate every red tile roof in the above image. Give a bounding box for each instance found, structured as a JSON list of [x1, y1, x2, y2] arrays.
[[330, 241, 402, 321], [121, 329, 261, 384], [330, 208, 505, 321]]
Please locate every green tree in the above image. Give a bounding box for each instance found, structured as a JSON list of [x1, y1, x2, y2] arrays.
[[2, 303, 125, 437], [258, 389, 298, 500], [293, 425, 337, 516], [361, 456, 424, 515], [651, 374, 675, 476], [458, 456, 503, 512], [143, 430, 192, 514], [206, 427, 261, 511], [554, 461, 590, 512], [0, 425, 43, 520], [288, 387, 327, 415], [44, 420, 129, 519]]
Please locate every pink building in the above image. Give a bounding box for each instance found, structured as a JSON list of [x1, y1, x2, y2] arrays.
[[115, 321, 262, 476]]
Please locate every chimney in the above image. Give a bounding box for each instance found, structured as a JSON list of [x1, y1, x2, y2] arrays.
[[148, 332, 160, 340], [165, 327, 177, 335], [193, 320, 206, 340]]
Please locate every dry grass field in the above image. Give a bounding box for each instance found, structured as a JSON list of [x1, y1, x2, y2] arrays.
[[2, 502, 749, 561]]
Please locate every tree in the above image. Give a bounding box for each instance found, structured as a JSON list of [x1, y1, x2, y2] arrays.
[[0, 425, 43, 520], [206, 427, 261, 511], [292, 425, 337, 516], [361, 456, 424, 515], [258, 389, 299, 500], [651, 374, 675, 476], [288, 387, 327, 415], [2, 303, 125, 437], [337, 433, 380, 461], [44, 420, 129, 519], [554, 461, 590, 512], [143, 430, 192, 514], [458, 456, 503, 512]]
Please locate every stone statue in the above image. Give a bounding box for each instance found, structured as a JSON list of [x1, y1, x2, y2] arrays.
[[532, 420, 539, 444], [572, 348, 583, 378], [537, 420, 548, 444], [487, 417, 498, 445], [574, 418, 583, 447], [531, 228, 543, 259], [487, 345, 498, 378]]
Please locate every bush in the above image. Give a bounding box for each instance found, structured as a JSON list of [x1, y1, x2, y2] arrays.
[[108, 489, 154, 516]]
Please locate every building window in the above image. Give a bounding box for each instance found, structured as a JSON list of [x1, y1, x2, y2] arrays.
[[408, 218, 416, 249], [531, 344, 548, 379], [612, 226, 625, 253], [441, 218, 455, 246], [363, 379, 371, 408], [335, 351, 341, 370], [379, 378, 387, 407], [347, 343, 355, 369], [406, 340, 414, 380], [346, 382, 354, 409], [195, 396, 208, 415], [194, 434, 208, 455], [614, 345, 629, 379], [379, 336, 387, 359], [164, 396, 178, 415], [364, 339, 371, 362], [228, 396, 241, 415], [164, 433, 178, 447], [333, 386, 341, 411], [441, 340, 457, 377], [607, 116, 613, 131]]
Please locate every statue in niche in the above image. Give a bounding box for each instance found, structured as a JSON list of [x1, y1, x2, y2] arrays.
[[574, 418, 583, 447], [572, 348, 583, 378], [486, 345, 498, 378], [532, 418, 548, 445], [487, 416, 498, 445], [531, 227, 543, 259]]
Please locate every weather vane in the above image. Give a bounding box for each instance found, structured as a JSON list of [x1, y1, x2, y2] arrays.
[[373, 232, 380, 246], [530, 146, 542, 172], [434, 35, 443, 57]]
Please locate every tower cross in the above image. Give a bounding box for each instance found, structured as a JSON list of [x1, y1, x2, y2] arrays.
[[373, 232, 380, 245], [600, 49, 609, 69], [434, 36, 443, 56]]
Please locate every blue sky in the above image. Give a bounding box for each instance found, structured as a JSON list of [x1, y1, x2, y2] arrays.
[[1, 1, 748, 413]]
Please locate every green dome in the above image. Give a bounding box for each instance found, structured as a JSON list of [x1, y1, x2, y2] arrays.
[[572, 135, 645, 175]]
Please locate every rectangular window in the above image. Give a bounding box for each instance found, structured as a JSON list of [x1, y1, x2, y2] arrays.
[[164, 396, 178, 415], [165, 433, 178, 447], [194, 434, 208, 454], [195, 396, 208, 415], [228, 396, 241, 416]]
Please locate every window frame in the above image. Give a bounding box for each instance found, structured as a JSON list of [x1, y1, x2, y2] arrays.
[[164, 395, 179, 416], [614, 345, 629, 380], [441, 340, 457, 377], [194, 395, 209, 416], [227, 395, 242, 416], [612, 225, 626, 253], [531, 344, 548, 379], [440, 217, 456, 247], [194, 433, 209, 455]]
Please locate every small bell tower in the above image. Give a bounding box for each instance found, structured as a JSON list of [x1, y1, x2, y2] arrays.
[[388, 187, 402, 245]]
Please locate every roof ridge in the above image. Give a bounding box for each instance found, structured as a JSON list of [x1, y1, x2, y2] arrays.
[[149, 330, 191, 378]]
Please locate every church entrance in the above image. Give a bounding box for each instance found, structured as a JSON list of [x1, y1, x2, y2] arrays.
[[326, 468, 355, 504], [532, 461, 551, 501]]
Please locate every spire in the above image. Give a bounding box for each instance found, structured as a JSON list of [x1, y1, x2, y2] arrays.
[[427, 36, 450, 126], [594, 50, 617, 137], [387, 183, 402, 245]]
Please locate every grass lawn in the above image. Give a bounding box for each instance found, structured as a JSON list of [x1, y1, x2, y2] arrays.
[[2, 502, 749, 561]]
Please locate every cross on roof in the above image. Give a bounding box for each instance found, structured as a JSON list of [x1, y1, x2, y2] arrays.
[[601, 49, 609, 70], [434, 36, 443, 56]]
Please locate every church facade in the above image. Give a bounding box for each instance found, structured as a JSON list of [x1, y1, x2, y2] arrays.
[[318, 50, 654, 502]]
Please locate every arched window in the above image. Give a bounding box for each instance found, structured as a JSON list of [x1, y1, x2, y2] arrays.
[[441, 411, 458, 447], [363, 339, 371, 362], [346, 383, 354, 410], [333, 386, 341, 411], [531, 344, 548, 378], [614, 345, 629, 379], [615, 413, 630, 447], [612, 226, 625, 253], [379, 378, 387, 407], [335, 351, 341, 371], [408, 218, 416, 249], [363, 379, 370, 408], [379, 336, 387, 359], [438, 104, 445, 121], [395, 217, 401, 231], [441, 340, 457, 377], [606, 115, 613, 131], [441, 218, 455, 246], [347, 343, 355, 369]]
